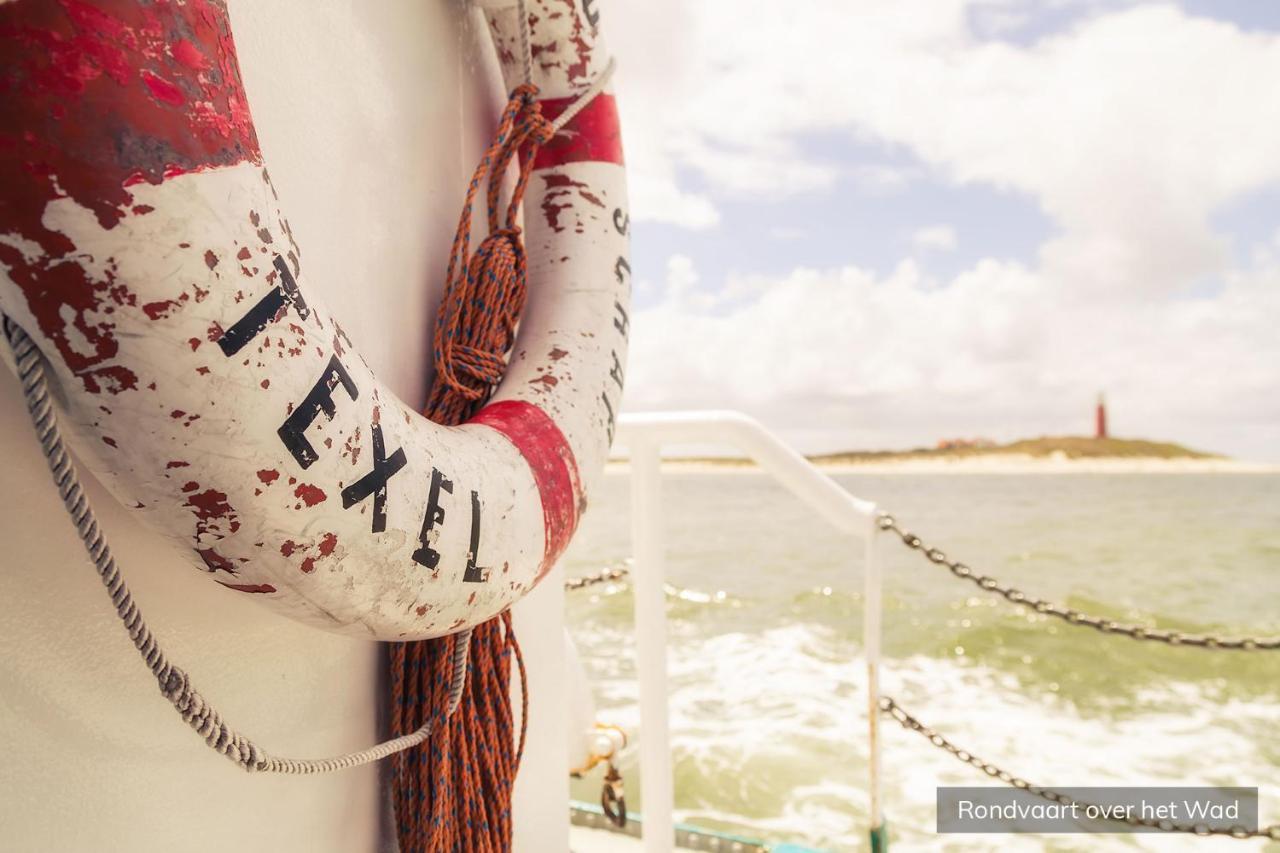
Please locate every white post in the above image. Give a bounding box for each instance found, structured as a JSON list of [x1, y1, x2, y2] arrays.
[[630, 438, 674, 852], [864, 509, 887, 850]]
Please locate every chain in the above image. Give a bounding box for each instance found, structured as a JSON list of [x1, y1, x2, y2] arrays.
[[877, 514, 1280, 651], [879, 696, 1279, 839], [564, 561, 631, 591]]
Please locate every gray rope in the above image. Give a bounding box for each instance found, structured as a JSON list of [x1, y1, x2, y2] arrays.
[[2, 315, 468, 774]]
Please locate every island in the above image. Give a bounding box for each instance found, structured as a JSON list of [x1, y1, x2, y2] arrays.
[[608, 436, 1277, 473]]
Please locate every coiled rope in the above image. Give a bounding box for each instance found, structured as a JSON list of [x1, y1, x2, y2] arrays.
[[390, 3, 614, 850], [3, 315, 468, 773]]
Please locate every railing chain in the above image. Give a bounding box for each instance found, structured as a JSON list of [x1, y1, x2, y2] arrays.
[[564, 561, 631, 591], [880, 696, 1280, 840], [877, 513, 1280, 651]]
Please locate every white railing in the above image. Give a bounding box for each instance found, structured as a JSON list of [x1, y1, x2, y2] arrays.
[[615, 411, 884, 853]]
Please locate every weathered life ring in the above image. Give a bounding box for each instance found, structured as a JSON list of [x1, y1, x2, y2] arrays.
[[0, 0, 629, 640]]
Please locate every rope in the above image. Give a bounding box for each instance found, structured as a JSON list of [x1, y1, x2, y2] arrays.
[[391, 80, 545, 849], [390, 2, 616, 849], [1, 316, 472, 774]]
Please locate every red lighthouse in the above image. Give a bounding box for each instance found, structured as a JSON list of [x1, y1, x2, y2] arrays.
[[1095, 393, 1108, 439]]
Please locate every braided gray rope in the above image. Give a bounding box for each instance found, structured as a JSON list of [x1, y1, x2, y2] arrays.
[[3, 315, 469, 774]]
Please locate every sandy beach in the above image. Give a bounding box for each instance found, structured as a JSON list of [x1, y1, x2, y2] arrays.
[[605, 454, 1280, 475]]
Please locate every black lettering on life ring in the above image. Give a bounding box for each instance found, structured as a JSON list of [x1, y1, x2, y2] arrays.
[[412, 467, 454, 571], [614, 256, 630, 288], [612, 300, 629, 338], [608, 348, 624, 390], [340, 422, 407, 533], [463, 490, 488, 583], [612, 208, 629, 236], [600, 391, 616, 443], [218, 255, 310, 356], [583, 0, 600, 29], [278, 354, 358, 468]]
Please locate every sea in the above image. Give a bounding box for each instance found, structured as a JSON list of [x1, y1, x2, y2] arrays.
[[563, 470, 1280, 852]]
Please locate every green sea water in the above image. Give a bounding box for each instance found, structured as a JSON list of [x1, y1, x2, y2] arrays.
[[564, 471, 1280, 852]]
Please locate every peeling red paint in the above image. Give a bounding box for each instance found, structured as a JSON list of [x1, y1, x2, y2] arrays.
[[539, 172, 607, 233], [217, 580, 276, 594], [184, 486, 239, 539], [280, 539, 298, 557], [256, 468, 279, 484], [198, 547, 236, 574], [293, 482, 327, 507], [548, 347, 568, 360], [0, 0, 261, 394], [317, 532, 338, 556], [166, 459, 189, 469], [142, 299, 180, 320], [141, 69, 184, 106], [171, 38, 205, 71]]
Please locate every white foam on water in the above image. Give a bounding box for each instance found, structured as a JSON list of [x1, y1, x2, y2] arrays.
[[578, 619, 1278, 851]]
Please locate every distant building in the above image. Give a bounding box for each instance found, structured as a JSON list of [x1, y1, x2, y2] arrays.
[[1095, 393, 1108, 439]]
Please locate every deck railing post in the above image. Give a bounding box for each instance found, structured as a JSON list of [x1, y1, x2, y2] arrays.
[[630, 437, 675, 852], [864, 508, 888, 851]]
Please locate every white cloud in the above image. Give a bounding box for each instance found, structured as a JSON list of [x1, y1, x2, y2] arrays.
[[849, 163, 922, 194], [628, 176, 720, 230], [608, 1, 1280, 288], [602, 2, 1280, 458], [625, 251, 1280, 459], [911, 225, 959, 253]]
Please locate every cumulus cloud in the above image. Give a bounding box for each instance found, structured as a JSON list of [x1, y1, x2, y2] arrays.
[[625, 252, 1280, 458], [912, 225, 959, 253], [610, 1, 1280, 280], [602, 1, 1280, 458]]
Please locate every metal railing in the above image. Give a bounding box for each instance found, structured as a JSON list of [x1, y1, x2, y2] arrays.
[[615, 411, 884, 853], [596, 411, 1276, 848]]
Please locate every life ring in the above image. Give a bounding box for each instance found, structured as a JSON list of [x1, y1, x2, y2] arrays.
[[0, 0, 629, 640]]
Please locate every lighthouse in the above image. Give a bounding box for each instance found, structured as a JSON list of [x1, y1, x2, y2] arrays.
[[1095, 393, 1108, 439]]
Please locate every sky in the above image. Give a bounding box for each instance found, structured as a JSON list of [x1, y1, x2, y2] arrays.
[[604, 0, 1280, 461]]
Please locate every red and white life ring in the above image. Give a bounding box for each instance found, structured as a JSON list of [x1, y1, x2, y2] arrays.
[[0, 0, 629, 640]]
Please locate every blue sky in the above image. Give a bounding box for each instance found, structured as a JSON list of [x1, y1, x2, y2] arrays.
[[608, 0, 1280, 460]]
